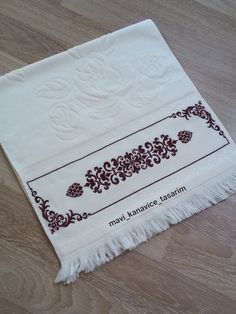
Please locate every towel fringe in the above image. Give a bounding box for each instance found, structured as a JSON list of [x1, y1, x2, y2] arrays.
[[55, 168, 236, 284]]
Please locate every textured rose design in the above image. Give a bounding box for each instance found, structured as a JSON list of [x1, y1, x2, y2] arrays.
[[74, 56, 127, 97], [137, 54, 167, 79], [125, 54, 170, 109], [36, 78, 71, 99], [49, 102, 84, 140], [73, 55, 130, 119]]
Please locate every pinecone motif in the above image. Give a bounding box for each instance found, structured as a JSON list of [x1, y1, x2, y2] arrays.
[[178, 130, 192, 143], [66, 183, 83, 198]]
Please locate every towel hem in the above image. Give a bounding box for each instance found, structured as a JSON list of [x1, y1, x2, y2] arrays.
[[55, 166, 236, 284]]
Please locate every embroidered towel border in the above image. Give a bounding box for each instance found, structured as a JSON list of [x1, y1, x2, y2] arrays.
[[0, 19, 235, 284]]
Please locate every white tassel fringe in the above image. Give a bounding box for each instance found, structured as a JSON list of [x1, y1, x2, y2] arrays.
[[55, 169, 236, 284]]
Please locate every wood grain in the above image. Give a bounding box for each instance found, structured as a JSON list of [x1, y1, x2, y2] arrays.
[[0, 0, 236, 313]]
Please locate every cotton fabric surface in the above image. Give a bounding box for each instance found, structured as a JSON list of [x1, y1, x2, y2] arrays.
[[0, 20, 236, 283]]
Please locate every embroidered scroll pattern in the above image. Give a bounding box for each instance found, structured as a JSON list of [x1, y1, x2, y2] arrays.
[[28, 101, 228, 233], [29, 187, 91, 234], [66, 131, 191, 197], [83, 132, 189, 194], [171, 101, 226, 139]]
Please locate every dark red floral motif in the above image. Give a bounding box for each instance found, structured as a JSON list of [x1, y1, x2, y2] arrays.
[[29, 187, 91, 234], [84, 134, 179, 194], [28, 100, 229, 234], [178, 130, 192, 143], [171, 101, 226, 139], [66, 182, 83, 198]]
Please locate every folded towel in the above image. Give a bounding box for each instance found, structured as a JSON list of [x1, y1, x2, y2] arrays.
[[0, 19, 235, 284]]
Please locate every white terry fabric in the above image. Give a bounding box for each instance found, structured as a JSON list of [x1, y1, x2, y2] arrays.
[[0, 20, 236, 284]]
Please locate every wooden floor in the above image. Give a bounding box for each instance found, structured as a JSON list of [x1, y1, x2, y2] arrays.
[[0, 1, 236, 313]]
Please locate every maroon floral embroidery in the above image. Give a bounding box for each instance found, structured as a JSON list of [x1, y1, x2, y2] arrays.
[[29, 187, 91, 234], [66, 182, 83, 198], [28, 100, 229, 234], [84, 134, 179, 194], [171, 101, 226, 139], [178, 130, 192, 143]]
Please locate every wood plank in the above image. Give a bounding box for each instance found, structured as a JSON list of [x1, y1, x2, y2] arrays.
[[195, 0, 236, 18], [0, 0, 108, 46], [0, 51, 26, 75], [137, 198, 236, 301], [0, 12, 66, 63], [0, 0, 236, 312]]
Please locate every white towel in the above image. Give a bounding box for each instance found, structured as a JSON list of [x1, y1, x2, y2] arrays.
[[0, 19, 235, 284]]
